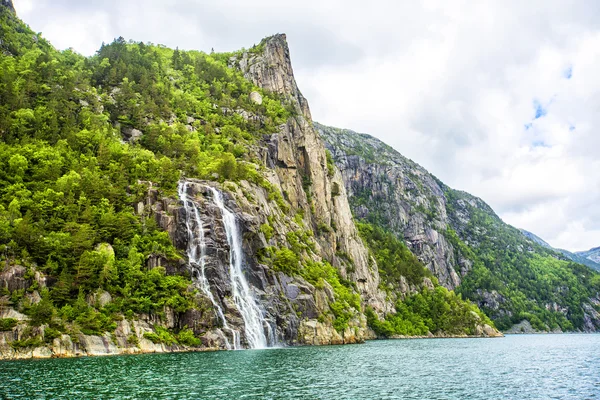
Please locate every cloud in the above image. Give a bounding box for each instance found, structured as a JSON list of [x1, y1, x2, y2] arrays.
[[13, 0, 600, 251]]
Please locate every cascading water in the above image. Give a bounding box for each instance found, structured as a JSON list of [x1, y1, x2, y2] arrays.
[[178, 182, 239, 350], [207, 187, 273, 349], [178, 181, 273, 349]]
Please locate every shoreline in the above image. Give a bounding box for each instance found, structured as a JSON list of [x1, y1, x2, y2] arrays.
[[0, 332, 505, 362], [6, 331, 600, 362]]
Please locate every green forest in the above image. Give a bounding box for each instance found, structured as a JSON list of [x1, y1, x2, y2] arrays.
[[444, 189, 600, 331], [357, 222, 494, 336], [0, 6, 290, 345]]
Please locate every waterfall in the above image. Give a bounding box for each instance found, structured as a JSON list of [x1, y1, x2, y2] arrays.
[[207, 187, 271, 349], [178, 182, 273, 349], [178, 182, 240, 350]]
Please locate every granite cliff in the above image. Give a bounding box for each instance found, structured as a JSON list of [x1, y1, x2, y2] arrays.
[[0, 4, 500, 359], [318, 123, 600, 333]]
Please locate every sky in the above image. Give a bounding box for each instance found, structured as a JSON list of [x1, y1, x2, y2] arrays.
[[13, 0, 600, 252]]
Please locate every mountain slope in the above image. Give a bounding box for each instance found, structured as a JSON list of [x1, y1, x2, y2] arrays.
[[0, 4, 499, 358], [318, 122, 600, 332], [577, 247, 600, 264], [521, 230, 600, 271]]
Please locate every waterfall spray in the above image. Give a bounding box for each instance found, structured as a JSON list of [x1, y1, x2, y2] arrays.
[[178, 182, 240, 349], [207, 187, 272, 349], [178, 181, 273, 349]]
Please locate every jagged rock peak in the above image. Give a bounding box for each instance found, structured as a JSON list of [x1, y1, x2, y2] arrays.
[[234, 33, 311, 118], [1, 0, 15, 14]]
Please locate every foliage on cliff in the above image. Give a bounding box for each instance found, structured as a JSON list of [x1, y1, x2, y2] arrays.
[[445, 189, 600, 331], [0, 6, 289, 341], [358, 222, 494, 336], [320, 122, 600, 332]]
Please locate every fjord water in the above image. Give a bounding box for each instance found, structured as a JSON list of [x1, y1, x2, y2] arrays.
[[2, 335, 599, 399]]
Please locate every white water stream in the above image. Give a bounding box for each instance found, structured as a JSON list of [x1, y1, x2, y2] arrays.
[[178, 182, 238, 349], [207, 187, 271, 349], [178, 182, 272, 349]]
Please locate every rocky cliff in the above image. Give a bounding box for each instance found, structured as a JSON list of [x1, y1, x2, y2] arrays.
[[317, 123, 462, 289], [319, 123, 600, 333], [0, 0, 14, 14], [153, 35, 393, 348], [231, 35, 386, 314], [0, 2, 501, 360]]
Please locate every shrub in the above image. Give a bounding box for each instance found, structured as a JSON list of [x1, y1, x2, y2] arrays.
[[43, 327, 61, 342], [10, 337, 44, 349], [260, 223, 274, 242], [126, 334, 139, 347], [272, 248, 299, 275], [28, 296, 55, 327], [144, 326, 177, 345], [177, 327, 201, 346], [0, 318, 17, 331]]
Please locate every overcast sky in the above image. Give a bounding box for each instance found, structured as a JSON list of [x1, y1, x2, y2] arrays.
[[13, 0, 600, 251]]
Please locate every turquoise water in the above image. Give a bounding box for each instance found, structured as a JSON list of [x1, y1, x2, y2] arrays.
[[1, 334, 599, 399]]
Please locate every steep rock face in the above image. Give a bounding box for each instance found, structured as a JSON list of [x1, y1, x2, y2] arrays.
[[319, 122, 600, 332], [232, 36, 387, 312], [140, 35, 391, 348], [318, 123, 462, 289], [148, 178, 374, 347]]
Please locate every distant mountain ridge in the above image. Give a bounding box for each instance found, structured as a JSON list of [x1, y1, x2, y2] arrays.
[[577, 247, 600, 265], [520, 230, 600, 272]]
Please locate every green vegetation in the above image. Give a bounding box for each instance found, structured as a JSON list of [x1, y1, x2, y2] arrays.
[[366, 286, 493, 337], [260, 223, 274, 242], [10, 337, 43, 349], [325, 150, 335, 178], [445, 188, 600, 331], [143, 326, 177, 345], [143, 326, 201, 346], [357, 222, 432, 287], [177, 326, 201, 346], [301, 260, 360, 332], [272, 248, 300, 275], [0, 318, 17, 331], [0, 7, 291, 338], [357, 221, 494, 337]]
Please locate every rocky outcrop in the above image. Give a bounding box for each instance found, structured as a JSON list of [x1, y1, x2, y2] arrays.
[[0, 318, 213, 360], [233, 36, 388, 314], [318, 123, 462, 289]]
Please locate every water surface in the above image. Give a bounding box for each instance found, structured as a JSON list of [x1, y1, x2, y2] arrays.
[[2, 334, 599, 399]]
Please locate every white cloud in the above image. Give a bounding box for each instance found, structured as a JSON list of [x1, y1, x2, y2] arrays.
[[12, 0, 600, 251]]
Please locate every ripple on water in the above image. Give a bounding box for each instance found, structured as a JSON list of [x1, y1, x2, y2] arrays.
[[1, 334, 599, 399]]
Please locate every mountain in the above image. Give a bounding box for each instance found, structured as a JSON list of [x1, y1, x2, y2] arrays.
[[519, 230, 552, 248], [520, 230, 600, 271], [577, 247, 600, 264], [0, 4, 499, 359], [318, 123, 600, 333]]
